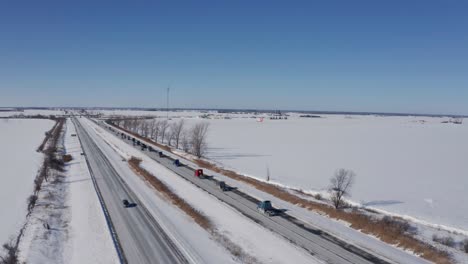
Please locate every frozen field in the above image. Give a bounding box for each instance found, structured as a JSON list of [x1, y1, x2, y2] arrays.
[[0, 119, 55, 245], [177, 115, 468, 232]]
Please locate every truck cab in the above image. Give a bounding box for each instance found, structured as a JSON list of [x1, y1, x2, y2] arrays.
[[257, 200, 275, 216], [219, 181, 228, 191], [194, 169, 204, 178]]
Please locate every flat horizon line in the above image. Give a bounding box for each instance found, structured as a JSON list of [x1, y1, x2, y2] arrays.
[[1, 106, 466, 118]]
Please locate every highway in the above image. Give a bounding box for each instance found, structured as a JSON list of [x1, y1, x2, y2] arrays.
[[99, 119, 408, 264], [73, 117, 188, 264]]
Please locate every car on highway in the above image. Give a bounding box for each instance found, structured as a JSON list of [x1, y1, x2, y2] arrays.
[[174, 159, 181, 167]]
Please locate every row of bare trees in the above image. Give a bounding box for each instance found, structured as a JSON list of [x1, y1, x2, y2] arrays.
[[116, 118, 209, 158]]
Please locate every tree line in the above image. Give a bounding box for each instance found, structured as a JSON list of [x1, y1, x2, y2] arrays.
[[116, 118, 354, 210], [115, 118, 209, 158]]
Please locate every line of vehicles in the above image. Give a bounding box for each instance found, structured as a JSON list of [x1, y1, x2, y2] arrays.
[[111, 127, 277, 216]]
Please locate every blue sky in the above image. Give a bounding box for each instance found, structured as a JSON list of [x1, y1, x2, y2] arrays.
[[0, 1, 467, 114]]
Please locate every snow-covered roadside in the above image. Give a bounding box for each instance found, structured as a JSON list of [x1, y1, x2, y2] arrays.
[[82, 118, 322, 264], [18, 119, 118, 264]]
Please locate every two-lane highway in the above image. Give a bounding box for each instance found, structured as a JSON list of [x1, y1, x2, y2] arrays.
[[73, 117, 188, 264]]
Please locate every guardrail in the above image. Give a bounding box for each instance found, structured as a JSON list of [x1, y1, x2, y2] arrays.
[[72, 118, 127, 264]]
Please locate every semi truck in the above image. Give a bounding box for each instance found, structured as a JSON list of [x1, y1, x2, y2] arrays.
[[257, 200, 276, 216]]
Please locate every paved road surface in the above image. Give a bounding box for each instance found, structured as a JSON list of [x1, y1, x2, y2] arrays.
[[74, 118, 188, 264]]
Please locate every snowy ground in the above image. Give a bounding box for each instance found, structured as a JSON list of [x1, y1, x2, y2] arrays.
[[164, 114, 468, 234], [0, 119, 54, 246], [17, 119, 118, 263]]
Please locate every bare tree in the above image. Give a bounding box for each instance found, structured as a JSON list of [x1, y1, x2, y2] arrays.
[[171, 119, 185, 149], [151, 120, 161, 141], [159, 120, 169, 143], [149, 119, 156, 139], [181, 131, 191, 152], [1, 241, 19, 264], [190, 122, 209, 158], [139, 120, 149, 137], [329, 169, 355, 209], [166, 128, 174, 146], [130, 119, 139, 132]]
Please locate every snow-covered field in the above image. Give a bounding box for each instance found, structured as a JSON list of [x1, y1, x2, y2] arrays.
[[0, 119, 54, 245], [91, 108, 468, 233], [176, 115, 468, 233]]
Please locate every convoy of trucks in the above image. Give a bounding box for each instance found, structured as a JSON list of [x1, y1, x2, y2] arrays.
[[111, 125, 279, 217]]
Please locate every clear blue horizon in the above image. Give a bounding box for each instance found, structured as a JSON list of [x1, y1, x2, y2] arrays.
[[1, 1, 467, 115]]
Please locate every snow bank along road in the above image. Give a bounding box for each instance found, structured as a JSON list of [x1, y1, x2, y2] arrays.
[[98, 119, 410, 264], [73, 118, 187, 264]]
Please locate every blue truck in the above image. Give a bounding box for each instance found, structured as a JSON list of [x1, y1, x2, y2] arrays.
[[257, 200, 276, 216]]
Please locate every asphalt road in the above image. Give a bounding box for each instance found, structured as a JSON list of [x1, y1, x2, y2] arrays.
[[100, 120, 401, 264], [73, 118, 188, 264]]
